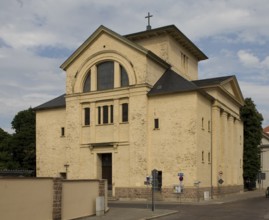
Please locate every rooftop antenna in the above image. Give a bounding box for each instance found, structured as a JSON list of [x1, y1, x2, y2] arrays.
[[145, 12, 153, 30]]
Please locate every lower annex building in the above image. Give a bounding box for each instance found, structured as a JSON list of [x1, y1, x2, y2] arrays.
[[35, 24, 245, 200]]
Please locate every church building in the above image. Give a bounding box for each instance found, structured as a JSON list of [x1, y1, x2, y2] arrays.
[[35, 24, 244, 200]]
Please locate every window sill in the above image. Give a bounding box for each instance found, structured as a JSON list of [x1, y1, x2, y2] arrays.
[[153, 128, 160, 130], [120, 122, 129, 125], [82, 125, 90, 128], [96, 123, 114, 126]]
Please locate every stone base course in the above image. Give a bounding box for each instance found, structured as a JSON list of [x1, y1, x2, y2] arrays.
[[115, 185, 244, 201]]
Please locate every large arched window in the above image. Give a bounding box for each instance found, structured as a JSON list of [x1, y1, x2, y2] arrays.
[[82, 61, 129, 92], [97, 61, 114, 90]]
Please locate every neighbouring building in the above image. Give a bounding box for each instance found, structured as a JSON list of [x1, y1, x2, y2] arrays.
[[35, 24, 245, 200], [259, 129, 269, 189]]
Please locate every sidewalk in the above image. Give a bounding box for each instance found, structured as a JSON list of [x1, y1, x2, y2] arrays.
[[87, 190, 265, 220]]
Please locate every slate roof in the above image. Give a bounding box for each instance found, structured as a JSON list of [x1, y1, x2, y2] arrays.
[[34, 94, 66, 111], [192, 76, 234, 87], [148, 69, 200, 96], [124, 25, 208, 61], [148, 71, 236, 98]]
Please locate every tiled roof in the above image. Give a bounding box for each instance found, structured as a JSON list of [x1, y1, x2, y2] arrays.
[[34, 94, 66, 111], [148, 69, 199, 96]]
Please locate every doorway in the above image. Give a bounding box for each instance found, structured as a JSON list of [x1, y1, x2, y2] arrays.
[[101, 153, 112, 190]]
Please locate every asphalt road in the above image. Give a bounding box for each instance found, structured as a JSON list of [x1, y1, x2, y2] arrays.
[[109, 197, 269, 220]]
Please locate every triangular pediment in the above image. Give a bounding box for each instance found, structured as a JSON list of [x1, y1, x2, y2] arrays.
[[60, 25, 169, 71], [193, 75, 244, 106], [219, 77, 244, 105]]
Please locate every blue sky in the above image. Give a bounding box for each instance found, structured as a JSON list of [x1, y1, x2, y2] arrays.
[[0, 0, 269, 133]]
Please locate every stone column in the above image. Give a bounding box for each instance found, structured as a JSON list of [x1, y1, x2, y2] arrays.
[[113, 99, 119, 142], [90, 102, 96, 143], [211, 106, 221, 186], [52, 178, 62, 220], [220, 111, 228, 185], [227, 114, 234, 185]]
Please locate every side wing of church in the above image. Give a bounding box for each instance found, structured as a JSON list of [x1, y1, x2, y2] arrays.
[[35, 25, 244, 199]]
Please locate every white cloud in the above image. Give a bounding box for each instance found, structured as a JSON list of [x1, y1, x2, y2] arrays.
[[0, 0, 269, 131], [237, 50, 261, 68], [239, 81, 269, 127]]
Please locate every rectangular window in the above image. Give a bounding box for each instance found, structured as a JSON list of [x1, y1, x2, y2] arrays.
[[103, 105, 109, 124], [110, 105, 113, 123], [84, 107, 90, 125], [97, 104, 114, 125], [98, 106, 101, 124], [122, 103, 128, 122], [61, 127, 65, 136], [154, 118, 159, 129]]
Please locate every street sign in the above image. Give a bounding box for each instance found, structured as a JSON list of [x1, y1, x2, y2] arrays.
[[218, 179, 224, 184]]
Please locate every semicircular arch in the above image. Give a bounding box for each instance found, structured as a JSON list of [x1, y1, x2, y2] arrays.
[[74, 50, 137, 93]]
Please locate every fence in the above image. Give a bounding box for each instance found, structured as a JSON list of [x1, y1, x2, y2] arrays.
[[0, 178, 107, 220]]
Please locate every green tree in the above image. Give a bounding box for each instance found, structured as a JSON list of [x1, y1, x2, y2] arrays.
[[11, 107, 36, 170], [240, 98, 263, 187]]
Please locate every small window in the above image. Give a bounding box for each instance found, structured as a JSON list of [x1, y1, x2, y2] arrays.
[[60, 172, 67, 179], [208, 152, 211, 163], [202, 151, 204, 163], [122, 103, 128, 122], [202, 118, 204, 130], [84, 108, 90, 125], [208, 120, 211, 132], [61, 127, 65, 136], [181, 52, 188, 70], [110, 105, 114, 123], [98, 106, 101, 124], [103, 105, 109, 124], [154, 118, 159, 129]]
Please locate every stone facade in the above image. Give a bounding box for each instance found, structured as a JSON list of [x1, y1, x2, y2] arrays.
[[35, 25, 245, 200]]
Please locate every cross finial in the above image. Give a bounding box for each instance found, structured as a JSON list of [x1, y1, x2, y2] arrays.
[[145, 12, 153, 30]]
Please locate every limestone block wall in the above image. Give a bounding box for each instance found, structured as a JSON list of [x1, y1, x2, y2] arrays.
[[196, 93, 212, 187], [128, 88, 149, 187], [148, 92, 199, 187], [36, 108, 67, 177], [131, 34, 199, 80]]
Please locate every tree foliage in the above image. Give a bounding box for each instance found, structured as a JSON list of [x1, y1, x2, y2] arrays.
[[0, 108, 36, 170], [240, 98, 263, 183]]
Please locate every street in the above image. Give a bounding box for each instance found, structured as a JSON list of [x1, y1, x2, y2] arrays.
[[109, 196, 269, 220]]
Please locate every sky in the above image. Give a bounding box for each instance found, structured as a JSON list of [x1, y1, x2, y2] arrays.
[[0, 0, 269, 133]]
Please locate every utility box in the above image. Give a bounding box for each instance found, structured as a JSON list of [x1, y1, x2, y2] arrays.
[[96, 196, 104, 216], [204, 191, 210, 200]]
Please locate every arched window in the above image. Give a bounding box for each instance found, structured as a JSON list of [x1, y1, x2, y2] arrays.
[[82, 61, 130, 93], [83, 71, 91, 93], [97, 61, 114, 90], [120, 65, 129, 87]]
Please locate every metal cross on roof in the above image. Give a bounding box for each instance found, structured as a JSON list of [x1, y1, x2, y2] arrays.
[[145, 12, 153, 30]]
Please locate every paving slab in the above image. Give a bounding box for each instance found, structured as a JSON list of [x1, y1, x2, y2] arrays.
[[86, 208, 177, 220]]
